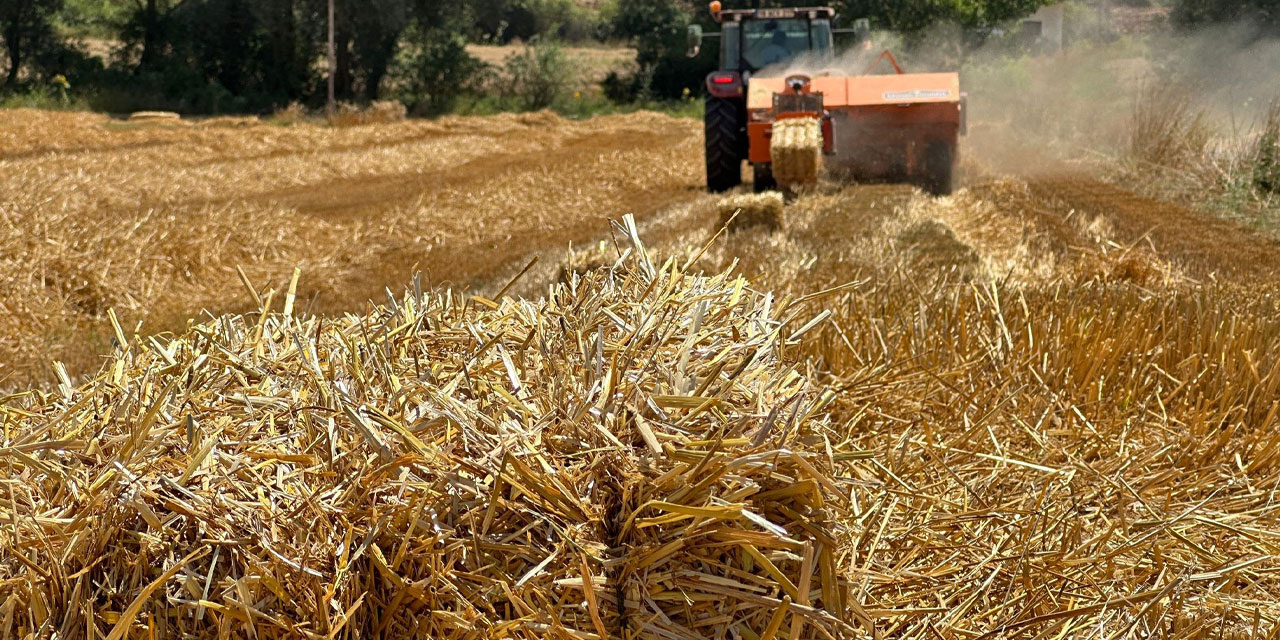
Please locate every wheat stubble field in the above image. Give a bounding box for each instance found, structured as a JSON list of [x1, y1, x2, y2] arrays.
[[4, 107, 1280, 639], [0, 109, 701, 388]]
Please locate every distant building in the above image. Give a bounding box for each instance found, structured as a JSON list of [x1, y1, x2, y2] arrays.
[[1022, 4, 1065, 52]]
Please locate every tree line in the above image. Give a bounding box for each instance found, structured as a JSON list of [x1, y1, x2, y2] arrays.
[[3, 0, 493, 113], [1173, 0, 1279, 30], [6, 0, 1269, 115]]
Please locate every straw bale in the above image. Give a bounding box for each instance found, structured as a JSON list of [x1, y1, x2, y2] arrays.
[[718, 192, 786, 233], [771, 117, 823, 187], [327, 101, 407, 127], [129, 111, 181, 122], [0, 236, 861, 638]]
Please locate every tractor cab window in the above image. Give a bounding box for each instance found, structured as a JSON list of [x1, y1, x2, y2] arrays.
[[742, 19, 812, 70]]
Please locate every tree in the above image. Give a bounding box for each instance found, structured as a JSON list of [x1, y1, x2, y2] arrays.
[[609, 0, 714, 99], [391, 23, 484, 115], [391, 0, 485, 115], [612, 0, 692, 79], [253, 0, 319, 101], [338, 0, 408, 101], [609, 0, 1050, 101], [1173, 0, 1280, 31], [111, 0, 326, 110], [138, 0, 165, 71], [834, 0, 1053, 33], [1, 0, 63, 86]]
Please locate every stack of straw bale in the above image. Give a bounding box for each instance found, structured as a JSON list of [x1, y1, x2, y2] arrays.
[[0, 224, 865, 639], [771, 118, 823, 188]]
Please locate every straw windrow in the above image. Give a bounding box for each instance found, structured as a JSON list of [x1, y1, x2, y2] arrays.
[[0, 236, 867, 638]]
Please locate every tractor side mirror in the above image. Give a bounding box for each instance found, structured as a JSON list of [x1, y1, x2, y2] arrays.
[[686, 25, 704, 58]]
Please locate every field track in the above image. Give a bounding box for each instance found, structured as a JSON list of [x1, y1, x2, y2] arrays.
[[1028, 175, 1280, 282]]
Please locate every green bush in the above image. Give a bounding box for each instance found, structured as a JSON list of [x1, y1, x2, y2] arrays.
[[472, 0, 605, 43], [502, 38, 578, 111], [607, 0, 715, 101], [0, 83, 86, 110], [601, 70, 638, 103], [391, 25, 487, 116], [1255, 101, 1280, 194], [1173, 0, 1280, 32]]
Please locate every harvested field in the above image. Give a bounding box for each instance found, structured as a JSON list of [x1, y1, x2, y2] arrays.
[[0, 109, 701, 387], [566, 175, 1280, 639], [5, 106, 1280, 639], [468, 44, 636, 87]]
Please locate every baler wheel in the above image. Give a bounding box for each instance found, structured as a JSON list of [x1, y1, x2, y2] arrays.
[[923, 141, 957, 196], [705, 97, 745, 193], [753, 163, 777, 193]]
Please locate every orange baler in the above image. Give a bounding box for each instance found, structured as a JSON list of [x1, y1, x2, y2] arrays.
[[746, 64, 964, 193]]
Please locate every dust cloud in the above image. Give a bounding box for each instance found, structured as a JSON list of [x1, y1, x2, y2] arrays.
[[952, 20, 1280, 173], [754, 33, 904, 79]]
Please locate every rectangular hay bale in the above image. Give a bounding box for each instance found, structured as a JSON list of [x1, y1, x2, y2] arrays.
[[718, 192, 786, 232], [771, 117, 823, 188]]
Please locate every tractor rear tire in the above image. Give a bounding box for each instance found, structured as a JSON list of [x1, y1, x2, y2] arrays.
[[753, 163, 777, 193], [706, 97, 746, 193], [923, 141, 957, 196]]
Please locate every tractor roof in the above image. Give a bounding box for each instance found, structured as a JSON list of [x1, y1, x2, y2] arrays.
[[717, 7, 836, 22]]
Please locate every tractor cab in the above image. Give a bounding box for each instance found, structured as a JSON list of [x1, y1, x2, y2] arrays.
[[720, 9, 833, 71], [688, 7, 866, 73]]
